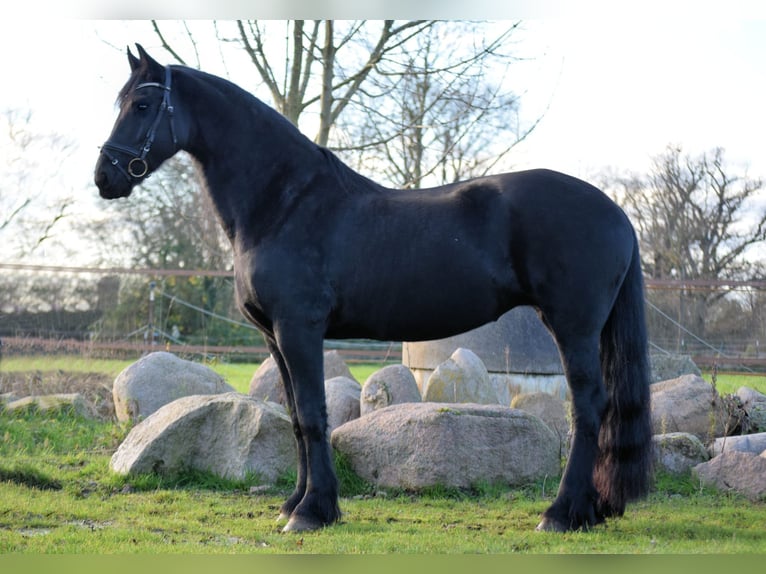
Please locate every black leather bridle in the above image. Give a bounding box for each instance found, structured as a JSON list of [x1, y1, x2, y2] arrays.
[[100, 66, 178, 182]]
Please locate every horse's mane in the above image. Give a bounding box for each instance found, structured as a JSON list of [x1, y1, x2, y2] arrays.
[[117, 69, 144, 106], [184, 67, 385, 195], [318, 147, 385, 195]]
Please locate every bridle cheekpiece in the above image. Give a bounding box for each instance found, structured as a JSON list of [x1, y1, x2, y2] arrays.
[[101, 65, 178, 182]]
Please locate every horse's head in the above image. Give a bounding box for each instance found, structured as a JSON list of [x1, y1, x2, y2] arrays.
[[95, 44, 182, 199]]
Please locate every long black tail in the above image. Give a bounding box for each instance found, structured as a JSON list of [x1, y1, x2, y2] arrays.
[[594, 235, 652, 516]]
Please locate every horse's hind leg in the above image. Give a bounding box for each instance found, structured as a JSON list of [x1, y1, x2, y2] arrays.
[[537, 334, 607, 532]]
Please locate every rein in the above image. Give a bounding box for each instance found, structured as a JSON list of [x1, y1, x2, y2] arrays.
[[100, 66, 178, 182]]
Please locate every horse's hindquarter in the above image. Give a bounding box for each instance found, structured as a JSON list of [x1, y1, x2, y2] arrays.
[[499, 170, 637, 331]]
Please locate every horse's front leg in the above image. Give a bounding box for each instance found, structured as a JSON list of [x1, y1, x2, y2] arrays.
[[264, 338, 308, 523], [274, 321, 341, 532]]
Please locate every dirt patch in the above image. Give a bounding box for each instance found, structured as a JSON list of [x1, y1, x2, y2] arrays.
[[0, 371, 115, 420]]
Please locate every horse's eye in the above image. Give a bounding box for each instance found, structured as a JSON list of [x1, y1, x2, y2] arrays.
[[136, 102, 149, 112]]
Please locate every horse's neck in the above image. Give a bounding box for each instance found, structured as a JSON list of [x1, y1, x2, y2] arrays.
[[181, 80, 329, 244]]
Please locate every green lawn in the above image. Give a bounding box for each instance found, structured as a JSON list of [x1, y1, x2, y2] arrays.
[[0, 356, 386, 394], [1, 429, 765, 553], [2, 354, 766, 553]]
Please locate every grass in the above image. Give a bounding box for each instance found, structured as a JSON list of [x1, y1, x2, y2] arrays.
[[706, 371, 766, 395], [0, 355, 384, 394], [1, 444, 765, 553], [1, 354, 765, 553], [0, 356, 134, 379]]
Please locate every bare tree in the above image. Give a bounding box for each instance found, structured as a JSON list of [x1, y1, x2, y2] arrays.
[[152, 20, 435, 145], [335, 21, 534, 188], [0, 109, 75, 256], [149, 20, 533, 187], [606, 145, 766, 339]]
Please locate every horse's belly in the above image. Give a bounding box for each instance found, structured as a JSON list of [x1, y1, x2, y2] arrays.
[[327, 268, 524, 342]]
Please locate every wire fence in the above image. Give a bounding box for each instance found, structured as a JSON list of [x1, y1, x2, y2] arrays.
[[2, 263, 766, 371]]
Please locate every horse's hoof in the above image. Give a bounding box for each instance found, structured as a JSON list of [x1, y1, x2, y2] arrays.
[[276, 511, 290, 523], [536, 517, 569, 532], [281, 514, 325, 533]]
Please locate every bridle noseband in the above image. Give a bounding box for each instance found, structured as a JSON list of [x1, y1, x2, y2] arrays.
[[101, 66, 178, 182]]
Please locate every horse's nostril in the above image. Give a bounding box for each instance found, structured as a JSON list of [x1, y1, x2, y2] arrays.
[[95, 170, 108, 189]]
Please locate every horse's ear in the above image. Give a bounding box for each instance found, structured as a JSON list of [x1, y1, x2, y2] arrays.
[[127, 46, 140, 71], [134, 44, 165, 77]]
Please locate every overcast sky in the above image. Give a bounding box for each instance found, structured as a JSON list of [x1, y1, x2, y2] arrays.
[[1, 14, 765, 262], [3, 17, 764, 175]]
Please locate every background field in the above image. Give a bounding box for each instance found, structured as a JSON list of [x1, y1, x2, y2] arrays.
[[2, 354, 765, 395]]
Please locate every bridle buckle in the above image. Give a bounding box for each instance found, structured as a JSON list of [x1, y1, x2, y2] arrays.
[[128, 158, 149, 178]]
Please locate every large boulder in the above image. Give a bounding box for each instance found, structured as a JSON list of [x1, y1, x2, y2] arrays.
[[736, 387, 766, 432], [110, 393, 295, 483], [331, 402, 560, 489], [325, 376, 360, 433], [510, 392, 570, 454], [249, 350, 356, 406], [652, 432, 709, 475], [360, 364, 421, 416], [422, 348, 499, 405], [246, 357, 283, 403], [692, 451, 766, 501], [709, 432, 766, 457], [113, 352, 235, 422], [650, 374, 733, 440]]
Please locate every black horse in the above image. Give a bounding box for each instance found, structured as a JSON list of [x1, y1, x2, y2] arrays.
[[94, 45, 652, 533]]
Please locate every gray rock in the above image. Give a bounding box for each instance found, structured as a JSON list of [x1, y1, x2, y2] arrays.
[[331, 402, 560, 489], [110, 393, 295, 483], [650, 354, 701, 383], [422, 348, 499, 404], [247, 357, 283, 404], [325, 376, 360, 432], [248, 350, 356, 407], [1, 392, 18, 406], [322, 350, 357, 381], [736, 387, 766, 432], [650, 374, 732, 440], [3, 393, 95, 419], [693, 451, 766, 501], [113, 352, 235, 422], [360, 364, 421, 416], [710, 432, 766, 457], [652, 432, 709, 474], [510, 392, 570, 455]]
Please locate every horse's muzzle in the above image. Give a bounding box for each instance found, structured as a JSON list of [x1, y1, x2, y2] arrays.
[[94, 165, 134, 199]]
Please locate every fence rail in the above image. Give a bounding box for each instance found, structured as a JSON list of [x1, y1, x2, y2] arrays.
[[0, 336, 400, 364], [3, 263, 766, 372], [4, 262, 766, 289]]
